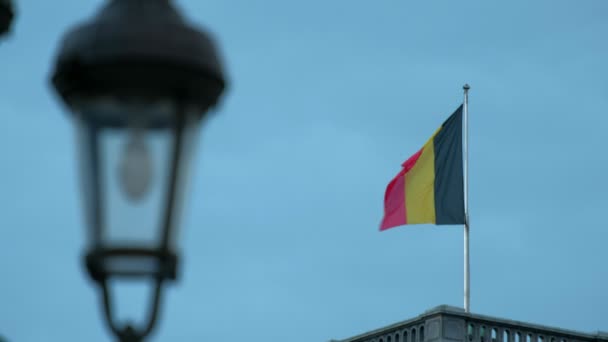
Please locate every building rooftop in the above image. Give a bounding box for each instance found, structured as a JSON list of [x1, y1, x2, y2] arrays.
[[332, 305, 608, 342]]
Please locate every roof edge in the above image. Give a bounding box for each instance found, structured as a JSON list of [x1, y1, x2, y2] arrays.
[[333, 305, 608, 342]]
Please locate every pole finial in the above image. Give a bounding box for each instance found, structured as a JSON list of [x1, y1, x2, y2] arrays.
[[463, 84, 470, 91]]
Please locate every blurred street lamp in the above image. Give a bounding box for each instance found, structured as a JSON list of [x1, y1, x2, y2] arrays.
[[0, 0, 14, 37], [50, 0, 226, 341]]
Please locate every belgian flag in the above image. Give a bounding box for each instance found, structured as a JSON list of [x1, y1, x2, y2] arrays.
[[380, 105, 465, 231]]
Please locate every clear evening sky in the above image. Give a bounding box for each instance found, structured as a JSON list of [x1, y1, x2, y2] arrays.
[[1, 0, 607, 341]]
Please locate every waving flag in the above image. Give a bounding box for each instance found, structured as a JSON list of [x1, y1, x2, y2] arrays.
[[380, 105, 465, 231]]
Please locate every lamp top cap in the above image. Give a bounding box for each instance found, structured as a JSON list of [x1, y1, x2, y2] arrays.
[[0, 0, 14, 37], [51, 0, 227, 109]]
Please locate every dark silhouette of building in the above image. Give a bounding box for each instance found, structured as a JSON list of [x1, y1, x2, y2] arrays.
[[331, 305, 608, 342]]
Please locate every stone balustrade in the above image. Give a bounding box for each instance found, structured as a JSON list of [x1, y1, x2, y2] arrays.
[[331, 305, 608, 342]]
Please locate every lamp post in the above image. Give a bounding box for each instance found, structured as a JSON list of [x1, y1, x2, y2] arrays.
[[50, 1, 226, 341], [0, 0, 14, 38]]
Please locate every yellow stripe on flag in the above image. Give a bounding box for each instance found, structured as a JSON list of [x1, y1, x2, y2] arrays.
[[405, 138, 436, 224]]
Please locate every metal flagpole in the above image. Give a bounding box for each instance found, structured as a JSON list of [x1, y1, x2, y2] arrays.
[[463, 84, 470, 313]]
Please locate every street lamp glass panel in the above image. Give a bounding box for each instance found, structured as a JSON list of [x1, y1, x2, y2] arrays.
[[74, 96, 199, 277]]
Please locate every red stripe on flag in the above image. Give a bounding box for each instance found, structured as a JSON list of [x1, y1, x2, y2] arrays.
[[402, 148, 423, 172], [380, 169, 406, 231], [380, 147, 425, 231]]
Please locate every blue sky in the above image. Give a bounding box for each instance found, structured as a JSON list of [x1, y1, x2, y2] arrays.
[[1, 0, 607, 341]]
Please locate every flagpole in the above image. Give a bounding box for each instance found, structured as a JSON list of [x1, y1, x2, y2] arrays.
[[463, 84, 470, 313]]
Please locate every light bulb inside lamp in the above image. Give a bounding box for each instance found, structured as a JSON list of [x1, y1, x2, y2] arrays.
[[118, 127, 152, 202]]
